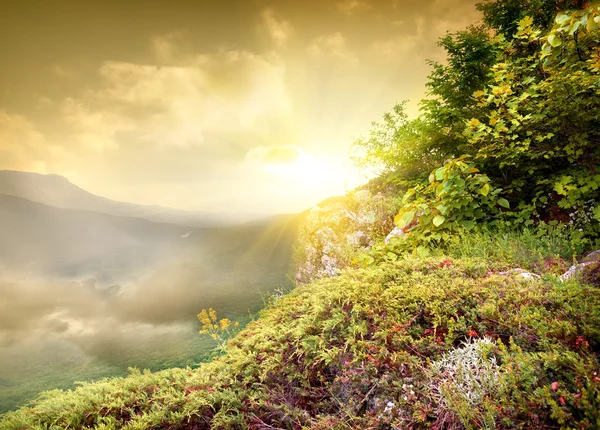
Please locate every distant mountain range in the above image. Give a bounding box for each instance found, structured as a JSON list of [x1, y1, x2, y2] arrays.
[[0, 170, 248, 227], [0, 170, 302, 286], [0, 193, 194, 282]]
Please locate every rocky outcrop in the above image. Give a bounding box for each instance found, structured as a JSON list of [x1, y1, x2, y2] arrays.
[[560, 250, 600, 286], [497, 250, 600, 286], [385, 226, 406, 244], [294, 189, 399, 286]]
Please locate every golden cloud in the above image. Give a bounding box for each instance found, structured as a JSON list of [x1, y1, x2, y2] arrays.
[[261, 8, 294, 48], [307, 32, 358, 63], [245, 144, 302, 164]]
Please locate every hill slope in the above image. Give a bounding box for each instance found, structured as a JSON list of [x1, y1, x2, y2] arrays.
[[1, 255, 598, 429], [0, 193, 193, 282], [0, 195, 303, 414], [0, 170, 238, 227]]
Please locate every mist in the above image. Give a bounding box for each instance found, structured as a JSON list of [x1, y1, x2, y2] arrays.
[[0, 204, 301, 412]]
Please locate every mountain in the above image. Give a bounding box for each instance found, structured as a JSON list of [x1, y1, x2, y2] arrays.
[[0, 193, 195, 283], [0, 170, 247, 227], [0, 192, 302, 284]]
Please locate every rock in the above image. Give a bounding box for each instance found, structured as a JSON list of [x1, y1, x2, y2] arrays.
[[560, 249, 600, 286], [498, 268, 540, 280], [347, 230, 371, 247], [320, 255, 340, 278], [385, 226, 406, 244], [583, 249, 600, 263], [294, 189, 399, 286]]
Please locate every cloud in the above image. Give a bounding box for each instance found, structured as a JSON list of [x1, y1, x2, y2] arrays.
[[63, 46, 291, 150], [336, 0, 371, 16], [151, 30, 189, 62], [0, 111, 55, 174], [0, 0, 483, 213], [261, 8, 293, 48], [307, 32, 358, 63], [245, 144, 302, 164], [51, 64, 75, 79], [61, 97, 133, 151]]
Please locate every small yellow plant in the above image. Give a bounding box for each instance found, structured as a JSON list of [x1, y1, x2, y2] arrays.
[[197, 308, 239, 348]]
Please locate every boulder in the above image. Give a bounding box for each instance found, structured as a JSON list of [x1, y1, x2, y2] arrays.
[[385, 226, 406, 244], [560, 249, 600, 286], [498, 268, 541, 280]]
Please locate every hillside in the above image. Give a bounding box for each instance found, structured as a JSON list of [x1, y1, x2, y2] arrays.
[[1, 250, 599, 429], [0, 170, 247, 227], [0, 193, 192, 282], [0, 192, 303, 414], [0, 192, 300, 284]]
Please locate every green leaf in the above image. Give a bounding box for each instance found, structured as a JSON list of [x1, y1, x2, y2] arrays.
[[461, 220, 474, 230], [436, 204, 449, 215], [498, 198, 510, 208], [396, 210, 416, 228], [435, 167, 445, 181], [555, 13, 570, 25], [569, 21, 582, 35], [587, 15, 597, 32], [547, 34, 562, 47], [402, 188, 416, 204], [433, 215, 445, 227], [480, 183, 490, 196]]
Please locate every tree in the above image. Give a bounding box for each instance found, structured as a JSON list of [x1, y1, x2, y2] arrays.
[[352, 102, 442, 179], [476, 0, 587, 38]]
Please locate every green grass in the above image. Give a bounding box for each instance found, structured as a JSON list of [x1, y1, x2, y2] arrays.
[[439, 222, 592, 270], [2, 249, 599, 429]]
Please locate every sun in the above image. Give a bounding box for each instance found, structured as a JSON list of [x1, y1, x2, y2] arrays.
[[264, 150, 365, 199]]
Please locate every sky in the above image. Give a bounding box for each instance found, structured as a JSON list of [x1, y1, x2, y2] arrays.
[[0, 0, 481, 214]]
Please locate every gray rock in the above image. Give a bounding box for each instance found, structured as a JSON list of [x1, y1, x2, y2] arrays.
[[385, 226, 406, 244], [560, 249, 600, 284], [583, 249, 600, 262], [499, 268, 540, 280]]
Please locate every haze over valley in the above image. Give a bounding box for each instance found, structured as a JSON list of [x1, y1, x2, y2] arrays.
[[0, 170, 301, 412]]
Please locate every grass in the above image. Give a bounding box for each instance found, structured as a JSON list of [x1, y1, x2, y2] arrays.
[[439, 222, 590, 272]]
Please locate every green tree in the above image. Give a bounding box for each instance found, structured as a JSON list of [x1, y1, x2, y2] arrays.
[[464, 9, 600, 227], [476, 0, 587, 38], [351, 102, 442, 179]]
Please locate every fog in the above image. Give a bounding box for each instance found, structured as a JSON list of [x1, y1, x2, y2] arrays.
[[0, 213, 300, 412]]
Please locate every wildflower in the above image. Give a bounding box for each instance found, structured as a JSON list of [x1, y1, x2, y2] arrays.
[[468, 118, 481, 128]]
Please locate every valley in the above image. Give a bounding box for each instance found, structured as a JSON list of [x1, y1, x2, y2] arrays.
[[0, 171, 302, 412]]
